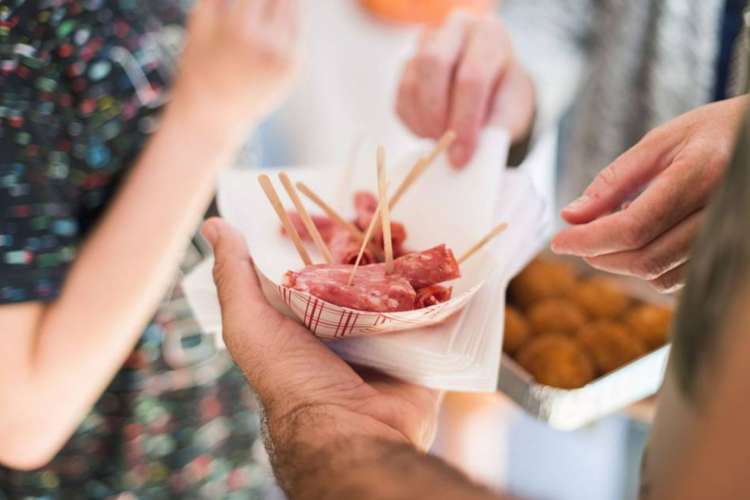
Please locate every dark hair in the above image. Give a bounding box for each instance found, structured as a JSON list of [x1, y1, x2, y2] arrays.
[[672, 105, 750, 401]]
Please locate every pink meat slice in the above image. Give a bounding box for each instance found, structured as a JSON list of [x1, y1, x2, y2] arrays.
[[284, 264, 416, 312], [283, 212, 336, 242], [353, 191, 378, 230], [353, 191, 407, 250], [393, 244, 461, 289], [328, 229, 375, 266], [415, 285, 453, 308]]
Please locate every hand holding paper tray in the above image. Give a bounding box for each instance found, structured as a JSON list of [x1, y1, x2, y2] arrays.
[[183, 131, 548, 391]]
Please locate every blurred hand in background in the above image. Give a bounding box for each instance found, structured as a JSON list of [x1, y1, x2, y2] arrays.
[[175, 0, 299, 127], [396, 11, 535, 167], [552, 95, 748, 293]]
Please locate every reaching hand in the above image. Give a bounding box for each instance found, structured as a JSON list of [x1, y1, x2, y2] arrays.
[[201, 218, 442, 491], [396, 11, 535, 167], [174, 0, 299, 126], [552, 96, 748, 293]]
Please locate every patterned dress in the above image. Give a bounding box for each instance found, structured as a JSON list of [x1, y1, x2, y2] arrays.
[[0, 1, 269, 498]]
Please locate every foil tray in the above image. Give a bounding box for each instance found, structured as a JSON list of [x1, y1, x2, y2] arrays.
[[496, 256, 674, 430], [498, 346, 669, 430]]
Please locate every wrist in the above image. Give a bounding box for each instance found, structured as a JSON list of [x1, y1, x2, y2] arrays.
[[166, 81, 260, 137], [157, 88, 255, 157], [268, 404, 408, 455]]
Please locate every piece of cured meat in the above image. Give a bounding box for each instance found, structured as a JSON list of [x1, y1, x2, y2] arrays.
[[415, 285, 453, 308], [328, 229, 375, 265], [393, 244, 461, 289], [283, 212, 336, 242], [284, 264, 416, 312]]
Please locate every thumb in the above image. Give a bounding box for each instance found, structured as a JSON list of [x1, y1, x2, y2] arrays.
[[561, 133, 674, 225], [202, 218, 354, 405], [201, 217, 277, 341]]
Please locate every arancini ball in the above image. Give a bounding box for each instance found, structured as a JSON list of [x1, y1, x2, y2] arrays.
[[576, 321, 646, 374], [527, 298, 587, 336], [509, 258, 578, 309], [570, 277, 630, 319], [625, 304, 673, 350], [503, 305, 532, 355], [516, 333, 595, 389]]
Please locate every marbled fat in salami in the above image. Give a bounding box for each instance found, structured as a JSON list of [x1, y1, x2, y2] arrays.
[[393, 244, 461, 289], [415, 285, 453, 308], [284, 264, 416, 312]]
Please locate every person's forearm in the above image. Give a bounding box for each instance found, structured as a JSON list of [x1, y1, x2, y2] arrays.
[[2, 98, 252, 467], [279, 437, 507, 500], [269, 410, 507, 500]]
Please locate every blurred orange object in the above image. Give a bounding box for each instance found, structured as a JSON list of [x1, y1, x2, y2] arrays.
[[361, 0, 495, 25]]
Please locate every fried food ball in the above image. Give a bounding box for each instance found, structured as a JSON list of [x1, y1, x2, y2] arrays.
[[509, 258, 578, 309], [516, 334, 595, 389], [527, 298, 587, 336], [503, 305, 532, 355], [576, 321, 646, 374], [570, 276, 630, 319], [625, 304, 673, 350]]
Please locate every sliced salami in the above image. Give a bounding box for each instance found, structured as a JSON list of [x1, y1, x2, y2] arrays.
[[354, 191, 407, 250], [283, 212, 336, 242], [415, 285, 453, 308], [393, 244, 461, 289], [353, 191, 378, 230], [284, 264, 416, 312], [328, 229, 375, 265]]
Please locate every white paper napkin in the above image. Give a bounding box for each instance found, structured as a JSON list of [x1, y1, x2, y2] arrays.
[[182, 130, 547, 391]]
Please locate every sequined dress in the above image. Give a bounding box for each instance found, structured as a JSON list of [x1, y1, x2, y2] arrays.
[[0, 1, 268, 498]]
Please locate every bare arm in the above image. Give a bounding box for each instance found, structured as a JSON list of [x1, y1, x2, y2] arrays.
[[0, 0, 298, 469], [276, 431, 507, 500]]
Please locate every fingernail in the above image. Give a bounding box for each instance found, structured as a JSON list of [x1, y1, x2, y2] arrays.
[[201, 222, 218, 248], [564, 194, 591, 212]]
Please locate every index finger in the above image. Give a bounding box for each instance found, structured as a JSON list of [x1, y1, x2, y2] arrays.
[[412, 11, 472, 139], [448, 16, 511, 167], [552, 150, 713, 257], [561, 128, 683, 225]]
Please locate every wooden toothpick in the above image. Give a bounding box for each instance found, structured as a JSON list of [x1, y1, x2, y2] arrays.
[[458, 222, 509, 265], [377, 147, 394, 273], [258, 174, 312, 266], [279, 172, 333, 264], [389, 130, 456, 209], [296, 181, 383, 258]]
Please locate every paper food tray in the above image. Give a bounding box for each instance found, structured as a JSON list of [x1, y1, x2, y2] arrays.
[[182, 131, 549, 391], [496, 255, 674, 429], [216, 131, 509, 339]]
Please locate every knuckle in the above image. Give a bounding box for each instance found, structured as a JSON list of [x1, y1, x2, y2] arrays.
[[649, 271, 684, 294], [415, 49, 450, 77], [620, 217, 648, 249], [650, 275, 674, 294], [631, 253, 666, 280], [596, 164, 620, 190], [455, 66, 486, 93], [642, 125, 667, 145]]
